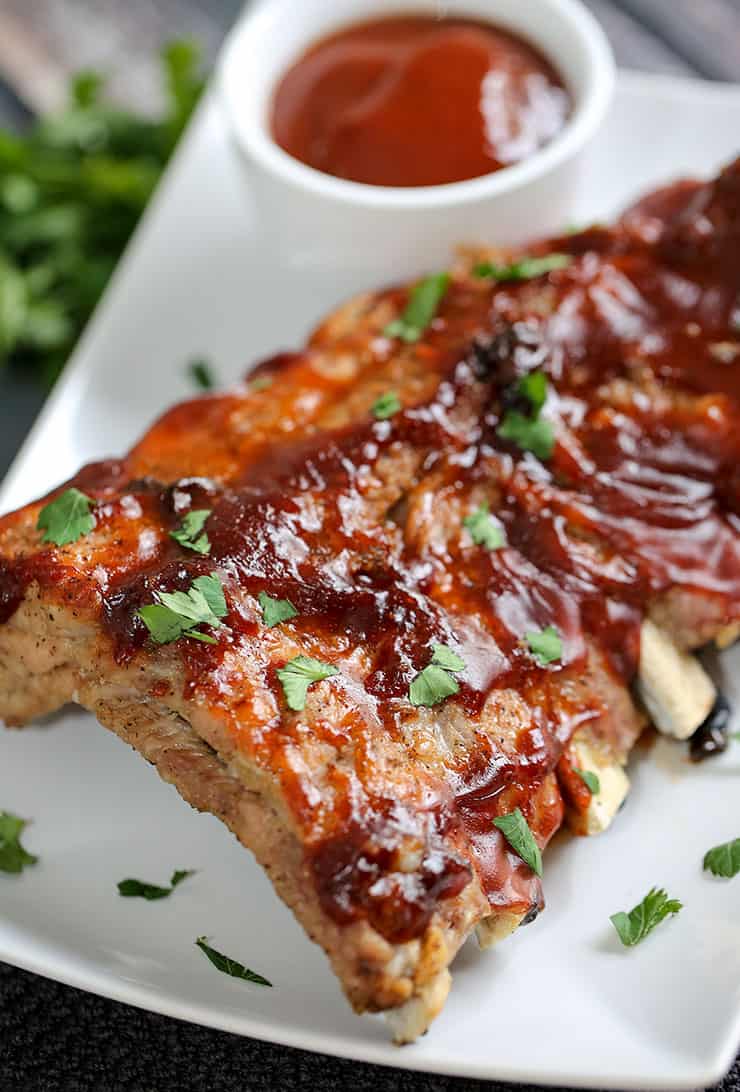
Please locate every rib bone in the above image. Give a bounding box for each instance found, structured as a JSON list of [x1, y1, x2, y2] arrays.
[[637, 619, 716, 740]]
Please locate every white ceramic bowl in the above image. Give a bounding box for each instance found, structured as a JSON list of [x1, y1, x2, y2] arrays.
[[219, 0, 614, 281]]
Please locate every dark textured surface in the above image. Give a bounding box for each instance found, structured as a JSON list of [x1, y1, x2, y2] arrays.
[[2, 959, 572, 1092], [1, 3, 740, 1090]]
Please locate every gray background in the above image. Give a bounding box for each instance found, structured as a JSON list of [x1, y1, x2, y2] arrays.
[[1, 2, 739, 1090]]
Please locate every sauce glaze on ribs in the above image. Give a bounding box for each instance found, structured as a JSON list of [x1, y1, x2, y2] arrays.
[[2, 160, 740, 1039]]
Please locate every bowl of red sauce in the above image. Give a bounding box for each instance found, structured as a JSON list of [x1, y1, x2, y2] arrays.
[[219, 0, 614, 278]]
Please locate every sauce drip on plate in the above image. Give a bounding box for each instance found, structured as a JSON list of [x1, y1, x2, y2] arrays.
[[271, 15, 570, 187]]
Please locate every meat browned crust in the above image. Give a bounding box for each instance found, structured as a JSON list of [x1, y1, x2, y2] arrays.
[[2, 160, 740, 1039]]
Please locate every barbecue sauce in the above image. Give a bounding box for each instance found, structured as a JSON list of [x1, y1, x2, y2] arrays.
[[3, 164, 740, 940], [270, 15, 570, 187]]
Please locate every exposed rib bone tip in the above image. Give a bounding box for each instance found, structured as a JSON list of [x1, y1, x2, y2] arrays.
[[385, 969, 452, 1044], [637, 619, 716, 741]]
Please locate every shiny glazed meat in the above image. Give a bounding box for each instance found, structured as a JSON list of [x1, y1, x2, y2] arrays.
[[2, 160, 740, 1040]]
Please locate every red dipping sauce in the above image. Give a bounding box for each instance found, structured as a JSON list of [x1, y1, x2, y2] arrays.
[[270, 15, 571, 188]]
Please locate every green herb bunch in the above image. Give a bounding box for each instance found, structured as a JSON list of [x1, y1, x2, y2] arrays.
[[0, 40, 205, 385]]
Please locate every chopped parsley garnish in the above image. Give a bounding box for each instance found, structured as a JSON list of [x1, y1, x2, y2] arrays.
[[497, 369, 555, 460], [384, 272, 449, 343], [610, 887, 682, 947], [249, 375, 273, 392], [703, 837, 740, 879], [0, 811, 38, 874], [463, 503, 505, 550], [259, 592, 298, 628], [518, 369, 548, 414], [526, 625, 562, 665], [118, 868, 195, 901], [497, 412, 555, 460], [170, 509, 211, 555], [372, 391, 401, 420], [196, 937, 272, 986], [37, 487, 95, 546], [575, 769, 600, 795], [493, 808, 542, 877], [277, 655, 338, 711], [138, 573, 227, 645], [474, 253, 572, 281], [188, 358, 216, 390], [409, 643, 465, 707]]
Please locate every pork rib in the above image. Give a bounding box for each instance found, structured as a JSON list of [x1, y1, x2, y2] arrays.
[[2, 160, 740, 1039]]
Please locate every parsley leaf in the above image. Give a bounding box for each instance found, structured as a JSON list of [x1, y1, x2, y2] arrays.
[[384, 273, 449, 343], [409, 644, 465, 707], [463, 503, 505, 550], [429, 643, 465, 671], [196, 937, 272, 986], [497, 410, 555, 460], [191, 574, 227, 619], [493, 808, 543, 876], [372, 391, 401, 420], [0, 811, 38, 874], [518, 370, 548, 415], [258, 591, 298, 628], [610, 887, 682, 947], [249, 375, 273, 392], [526, 625, 562, 665], [575, 769, 600, 795], [277, 655, 338, 711], [188, 358, 216, 390], [170, 509, 211, 555], [703, 837, 740, 879], [497, 369, 555, 460], [118, 869, 195, 901], [37, 487, 95, 546], [408, 666, 459, 707], [138, 573, 227, 645], [474, 253, 572, 281]]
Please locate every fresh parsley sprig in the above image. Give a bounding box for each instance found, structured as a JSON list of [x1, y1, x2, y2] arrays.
[[37, 487, 95, 546], [463, 503, 505, 550], [170, 509, 211, 555], [575, 769, 600, 795], [0, 811, 38, 874], [196, 937, 272, 986], [703, 837, 740, 879], [497, 369, 555, 461], [408, 643, 465, 707], [259, 591, 298, 628], [188, 358, 216, 390], [384, 273, 449, 343], [138, 573, 227, 645], [277, 655, 338, 711], [526, 625, 562, 665], [372, 391, 401, 420], [118, 868, 195, 901], [474, 253, 572, 282], [498, 412, 555, 460], [493, 808, 543, 877], [610, 887, 682, 947]]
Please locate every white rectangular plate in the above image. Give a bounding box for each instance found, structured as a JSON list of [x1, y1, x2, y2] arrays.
[[2, 72, 740, 1090]]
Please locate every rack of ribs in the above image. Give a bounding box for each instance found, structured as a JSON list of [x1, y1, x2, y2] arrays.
[[2, 159, 740, 1042]]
